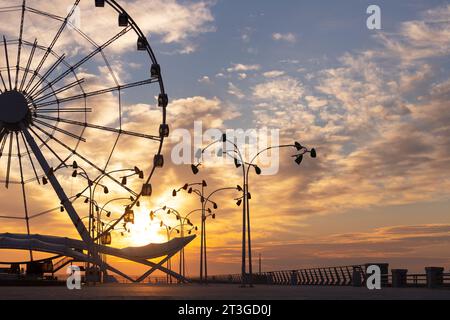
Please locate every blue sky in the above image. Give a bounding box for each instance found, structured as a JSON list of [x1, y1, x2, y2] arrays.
[[157, 0, 445, 96]]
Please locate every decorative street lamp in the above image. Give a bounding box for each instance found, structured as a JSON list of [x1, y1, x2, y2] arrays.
[[174, 181, 242, 283], [159, 220, 198, 283], [191, 133, 316, 286], [69, 162, 143, 282], [150, 206, 196, 278]]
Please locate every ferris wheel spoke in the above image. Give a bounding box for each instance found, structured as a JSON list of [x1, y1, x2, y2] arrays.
[[33, 118, 86, 142], [25, 6, 65, 22], [3, 36, 13, 91], [0, 215, 25, 220], [32, 78, 85, 104], [26, 54, 66, 97], [31, 26, 133, 99], [27, 126, 66, 164], [35, 107, 91, 114], [15, 0, 26, 90], [0, 129, 8, 157], [34, 78, 157, 108], [20, 131, 40, 185], [19, 38, 37, 92], [5, 132, 13, 188], [15, 132, 33, 260], [28, 206, 61, 220], [0, 71, 7, 92], [23, 0, 81, 94], [32, 123, 138, 197], [35, 114, 161, 141]]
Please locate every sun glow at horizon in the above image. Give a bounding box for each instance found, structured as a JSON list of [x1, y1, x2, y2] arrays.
[[126, 204, 167, 247]]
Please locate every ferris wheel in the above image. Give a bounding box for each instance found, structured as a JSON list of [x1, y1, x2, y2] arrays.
[[0, 0, 191, 282]]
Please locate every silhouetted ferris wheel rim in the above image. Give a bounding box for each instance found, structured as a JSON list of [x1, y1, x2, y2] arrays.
[[0, 0, 169, 257]]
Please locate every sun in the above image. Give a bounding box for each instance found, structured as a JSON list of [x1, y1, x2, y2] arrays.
[[126, 204, 166, 246]]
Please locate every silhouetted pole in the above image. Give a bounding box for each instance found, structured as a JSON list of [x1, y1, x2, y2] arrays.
[[259, 253, 262, 274]]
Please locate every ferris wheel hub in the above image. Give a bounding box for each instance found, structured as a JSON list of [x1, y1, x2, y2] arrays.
[[0, 90, 31, 131]]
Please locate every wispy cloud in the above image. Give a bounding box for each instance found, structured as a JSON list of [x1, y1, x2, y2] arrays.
[[272, 32, 297, 43]]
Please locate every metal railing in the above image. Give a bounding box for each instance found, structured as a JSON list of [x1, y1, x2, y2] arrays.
[[198, 265, 450, 288], [195, 265, 367, 286]]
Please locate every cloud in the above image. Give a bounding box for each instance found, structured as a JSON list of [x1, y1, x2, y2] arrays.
[[252, 76, 304, 103], [0, 0, 216, 55], [227, 82, 245, 99], [198, 76, 212, 84], [305, 95, 328, 108], [272, 32, 297, 43], [374, 4, 450, 62], [263, 70, 285, 78], [227, 63, 261, 73]]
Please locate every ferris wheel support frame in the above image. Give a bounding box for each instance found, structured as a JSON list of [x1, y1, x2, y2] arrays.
[[21, 125, 97, 253]]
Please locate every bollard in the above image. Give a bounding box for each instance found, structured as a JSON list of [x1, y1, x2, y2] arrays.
[[290, 270, 298, 286], [267, 272, 273, 285], [391, 269, 408, 288], [364, 263, 389, 287], [352, 267, 362, 287], [425, 267, 444, 288]]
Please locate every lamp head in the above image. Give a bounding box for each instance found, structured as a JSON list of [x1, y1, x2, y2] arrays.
[[191, 164, 199, 175], [295, 154, 303, 165], [234, 158, 241, 169]]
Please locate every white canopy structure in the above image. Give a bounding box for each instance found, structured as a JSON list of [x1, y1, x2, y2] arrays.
[[0, 233, 196, 282]]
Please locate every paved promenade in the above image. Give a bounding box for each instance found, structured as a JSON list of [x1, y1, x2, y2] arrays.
[[0, 284, 450, 300]]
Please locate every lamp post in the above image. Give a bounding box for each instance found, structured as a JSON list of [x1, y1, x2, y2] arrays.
[[191, 134, 316, 286], [159, 220, 197, 283], [150, 206, 195, 278], [69, 162, 143, 282], [174, 183, 241, 283]]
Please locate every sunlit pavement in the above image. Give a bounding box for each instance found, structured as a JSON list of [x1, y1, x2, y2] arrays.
[[1, 284, 450, 300]]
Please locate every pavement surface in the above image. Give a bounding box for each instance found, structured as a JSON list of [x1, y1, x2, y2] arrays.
[[0, 283, 450, 300]]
